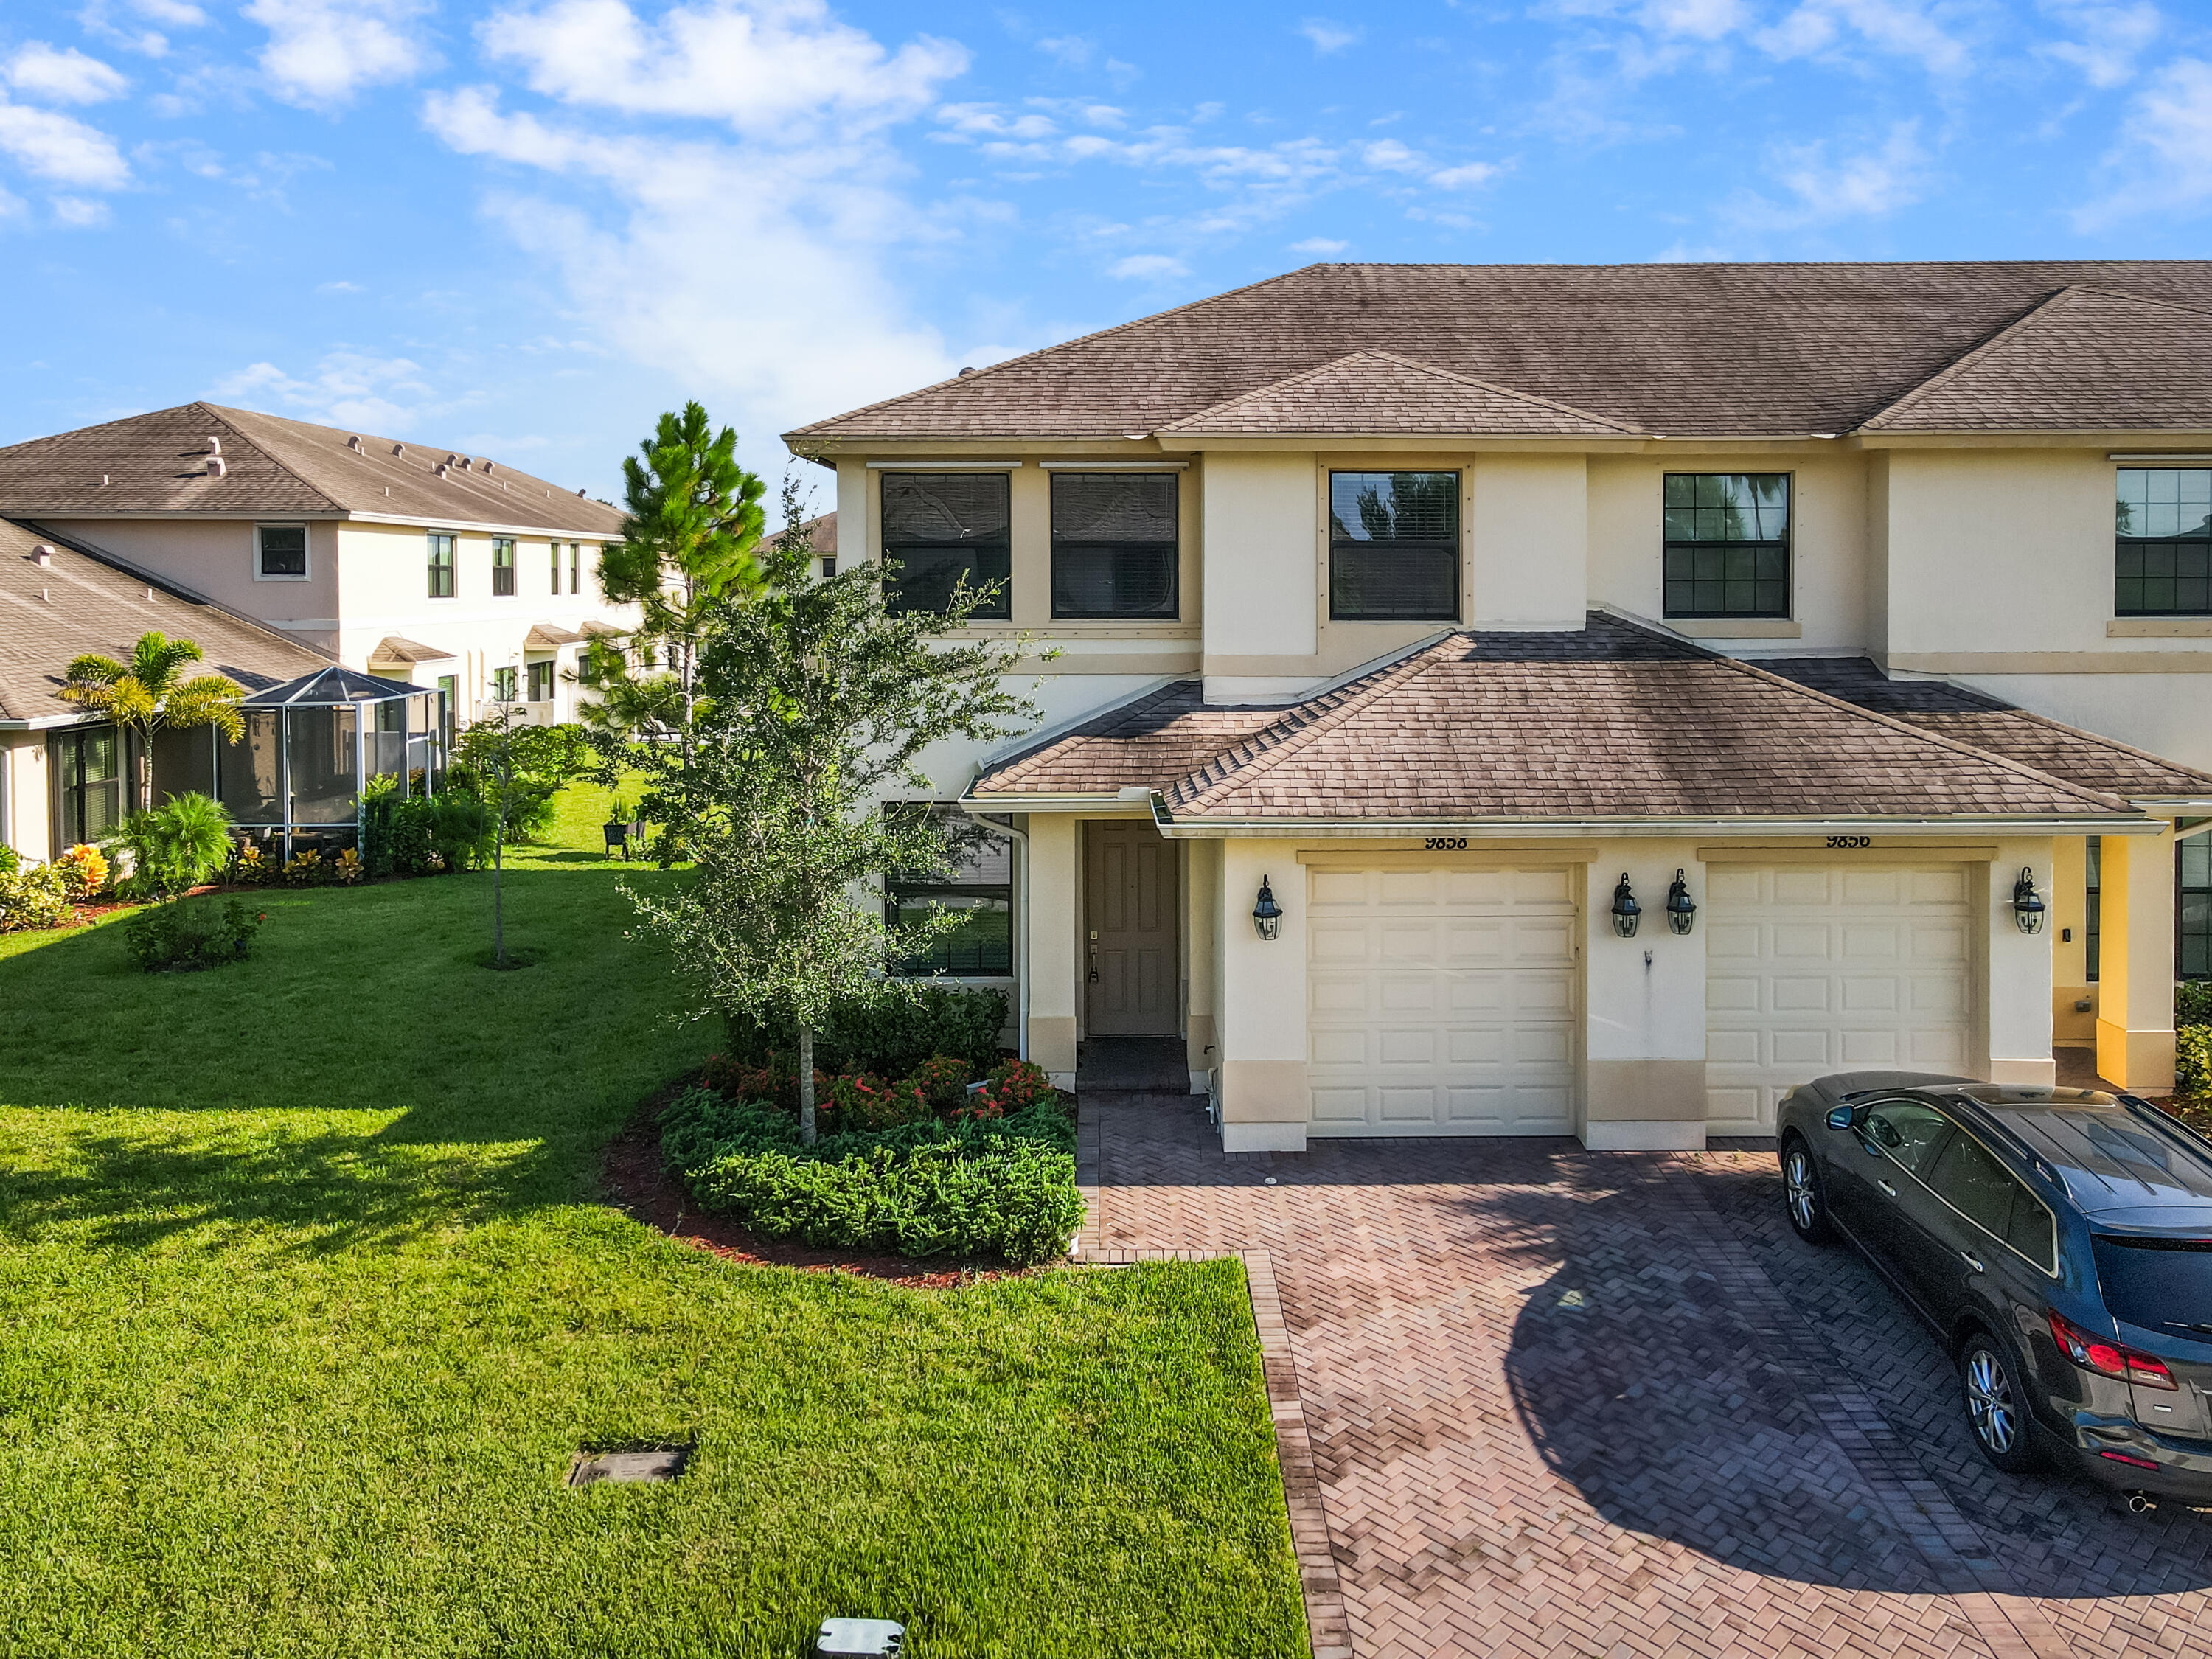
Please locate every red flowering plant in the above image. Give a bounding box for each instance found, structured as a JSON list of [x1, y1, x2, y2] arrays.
[[819, 1070, 932, 1130], [955, 1058, 1056, 1121], [700, 1053, 798, 1110], [904, 1052, 975, 1116]]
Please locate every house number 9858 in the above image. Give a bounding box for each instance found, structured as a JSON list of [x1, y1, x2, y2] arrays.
[[1826, 835, 1871, 849], [1425, 837, 1469, 850]]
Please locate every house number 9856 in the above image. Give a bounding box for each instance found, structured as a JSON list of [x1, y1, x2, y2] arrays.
[[1425, 837, 1469, 850], [1826, 835, 1871, 849]]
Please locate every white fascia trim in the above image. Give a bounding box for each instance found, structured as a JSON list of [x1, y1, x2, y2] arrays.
[[2129, 796, 2212, 810], [342, 510, 621, 540], [1038, 461, 1189, 470], [24, 507, 619, 540], [0, 710, 98, 731], [961, 790, 1154, 813], [1147, 813, 2166, 840], [864, 460, 1025, 470]]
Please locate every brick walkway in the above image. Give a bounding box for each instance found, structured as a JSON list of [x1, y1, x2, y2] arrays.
[[1082, 1090, 2212, 1659]]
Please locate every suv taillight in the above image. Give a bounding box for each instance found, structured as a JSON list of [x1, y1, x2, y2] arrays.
[[2048, 1310, 2177, 1390]]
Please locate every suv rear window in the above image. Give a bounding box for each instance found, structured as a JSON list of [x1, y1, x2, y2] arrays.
[[2092, 1235, 2212, 1335]]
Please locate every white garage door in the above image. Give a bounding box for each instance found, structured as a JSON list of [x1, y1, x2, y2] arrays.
[[1307, 865, 1578, 1135], [1705, 864, 1972, 1135]]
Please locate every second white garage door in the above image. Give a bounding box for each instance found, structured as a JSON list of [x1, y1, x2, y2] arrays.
[[1705, 864, 1972, 1135], [1307, 865, 1578, 1135]]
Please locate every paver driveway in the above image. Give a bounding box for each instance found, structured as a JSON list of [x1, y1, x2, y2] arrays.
[[1082, 1090, 2212, 1659]]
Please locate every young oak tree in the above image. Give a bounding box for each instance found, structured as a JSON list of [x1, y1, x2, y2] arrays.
[[629, 485, 1044, 1144], [580, 403, 768, 828]]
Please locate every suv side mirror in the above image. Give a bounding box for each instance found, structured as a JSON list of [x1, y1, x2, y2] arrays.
[[1826, 1105, 1856, 1131]]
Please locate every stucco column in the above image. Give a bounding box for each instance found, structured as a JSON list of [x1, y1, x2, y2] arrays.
[[1216, 839, 1308, 1152], [2097, 826, 2177, 1091], [1987, 838, 2057, 1086], [1585, 842, 1705, 1150], [1026, 814, 1079, 1087], [1184, 838, 1220, 1093]]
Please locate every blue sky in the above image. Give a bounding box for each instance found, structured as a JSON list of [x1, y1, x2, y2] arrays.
[[1, 0, 2206, 501]]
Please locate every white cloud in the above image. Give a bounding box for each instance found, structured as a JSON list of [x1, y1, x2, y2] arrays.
[[1036, 35, 1093, 67], [316, 279, 366, 293], [1361, 138, 1425, 173], [131, 0, 209, 25], [1108, 253, 1186, 279], [78, 0, 206, 56], [49, 194, 111, 226], [211, 351, 436, 431], [1297, 18, 1360, 55], [2038, 1, 2160, 89], [2078, 57, 2212, 225], [1754, 0, 1973, 78], [1766, 120, 1929, 220], [6, 45, 129, 104], [478, 0, 968, 139], [1636, 0, 1750, 39], [1430, 160, 1502, 189], [246, 0, 432, 105], [0, 100, 131, 187], [1290, 236, 1348, 253]]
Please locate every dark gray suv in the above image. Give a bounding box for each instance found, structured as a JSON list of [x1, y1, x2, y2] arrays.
[[1778, 1071, 2212, 1508]]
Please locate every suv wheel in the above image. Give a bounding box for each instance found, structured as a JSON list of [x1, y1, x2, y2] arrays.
[[1781, 1135, 1836, 1245], [1961, 1333, 2037, 1473]]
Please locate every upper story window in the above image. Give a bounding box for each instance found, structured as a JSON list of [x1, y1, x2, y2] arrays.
[[1329, 471, 1459, 622], [550, 540, 562, 594], [492, 537, 517, 597], [1663, 473, 1790, 618], [427, 533, 456, 599], [256, 524, 307, 580], [569, 543, 581, 595], [1051, 472, 1178, 619], [2115, 468, 2211, 616], [880, 473, 1012, 620]]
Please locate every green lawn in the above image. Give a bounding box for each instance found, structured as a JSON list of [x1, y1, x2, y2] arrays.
[[0, 783, 1305, 1658]]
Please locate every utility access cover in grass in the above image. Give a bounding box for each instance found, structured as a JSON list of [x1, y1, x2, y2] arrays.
[[567, 1447, 689, 1487]]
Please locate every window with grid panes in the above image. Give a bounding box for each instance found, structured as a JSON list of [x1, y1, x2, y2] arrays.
[[1328, 471, 1460, 621], [2182, 836, 2212, 981], [492, 537, 516, 596], [2116, 469, 2212, 616], [427, 533, 455, 598], [1663, 473, 1790, 618]]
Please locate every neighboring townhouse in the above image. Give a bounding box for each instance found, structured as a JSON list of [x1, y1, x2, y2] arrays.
[[0, 518, 327, 863], [785, 260, 2212, 1150], [0, 403, 634, 728]]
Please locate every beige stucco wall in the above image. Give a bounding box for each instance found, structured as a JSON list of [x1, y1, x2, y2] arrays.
[[1, 731, 52, 863], [1582, 838, 1707, 1150], [39, 518, 343, 655]]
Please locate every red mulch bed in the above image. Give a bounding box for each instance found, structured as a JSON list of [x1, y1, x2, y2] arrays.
[[598, 1082, 1035, 1290]]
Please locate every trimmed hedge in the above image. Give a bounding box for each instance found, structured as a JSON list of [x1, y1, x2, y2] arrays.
[[720, 984, 1009, 1077], [2179, 1026, 2212, 1100], [661, 1085, 1081, 1266], [2180, 981, 2212, 1029]]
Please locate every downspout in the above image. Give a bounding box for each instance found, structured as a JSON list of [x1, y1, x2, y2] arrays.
[[964, 813, 1030, 1062]]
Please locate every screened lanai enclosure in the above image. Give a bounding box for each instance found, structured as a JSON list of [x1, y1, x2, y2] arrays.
[[150, 667, 448, 856]]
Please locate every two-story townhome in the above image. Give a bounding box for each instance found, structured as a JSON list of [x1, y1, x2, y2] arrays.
[[785, 260, 2212, 1152], [0, 403, 634, 728]]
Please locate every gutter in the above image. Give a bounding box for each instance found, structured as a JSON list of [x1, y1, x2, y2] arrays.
[[1144, 805, 2166, 840]]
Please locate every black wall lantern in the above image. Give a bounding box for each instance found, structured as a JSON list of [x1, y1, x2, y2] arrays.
[[1666, 869, 1697, 935], [2011, 866, 2047, 936], [1610, 873, 1641, 939], [1253, 874, 1282, 940]]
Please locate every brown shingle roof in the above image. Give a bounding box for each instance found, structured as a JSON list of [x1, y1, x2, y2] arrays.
[[1859, 286, 2212, 432], [973, 616, 2143, 823], [1758, 656, 2212, 800], [788, 260, 2212, 443], [1158, 349, 1636, 436], [369, 635, 455, 664], [0, 519, 328, 724], [0, 403, 625, 535]]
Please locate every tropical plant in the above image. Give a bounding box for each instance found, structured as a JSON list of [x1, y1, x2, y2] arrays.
[[111, 791, 234, 898], [58, 630, 244, 811], [628, 491, 1041, 1144], [55, 844, 108, 900], [0, 862, 72, 932]]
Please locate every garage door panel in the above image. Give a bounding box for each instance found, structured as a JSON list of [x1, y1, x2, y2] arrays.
[[1708, 863, 1972, 1133], [1309, 864, 1579, 1135]]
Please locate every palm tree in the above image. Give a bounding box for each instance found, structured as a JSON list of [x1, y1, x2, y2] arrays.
[[59, 631, 245, 813]]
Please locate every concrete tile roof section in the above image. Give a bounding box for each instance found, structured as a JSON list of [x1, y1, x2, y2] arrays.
[[0, 403, 626, 536], [973, 616, 2143, 824], [788, 260, 2212, 443], [1758, 655, 2212, 801], [1858, 285, 2212, 432], [369, 635, 456, 664], [1158, 349, 1638, 437], [0, 518, 328, 726]]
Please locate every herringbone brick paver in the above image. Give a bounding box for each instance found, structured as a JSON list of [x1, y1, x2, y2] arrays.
[[1087, 1093, 2212, 1659]]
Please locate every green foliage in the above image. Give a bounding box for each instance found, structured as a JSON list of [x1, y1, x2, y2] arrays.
[[907, 1052, 973, 1113], [0, 862, 71, 932], [111, 791, 234, 898], [2179, 1026, 2212, 1100], [58, 630, 245, 811], [451, 721, 589, 844], [661, 1084, 1082, 1265], [722, 984, 1010, 1079], [0, 844, 16, 876], [361, 780, 496, 877], [122, 897, 262, 972], [2178, 981, 2212, 1027]]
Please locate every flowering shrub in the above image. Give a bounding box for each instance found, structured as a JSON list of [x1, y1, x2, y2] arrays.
[[959, 1059, 1057, 1121], [905, 1053, 973, 1113], [0, 863, 72, 932], [821, 1069, 933, 1130], [701, 1054, 797, 1110], [56, 844, 108, 900]]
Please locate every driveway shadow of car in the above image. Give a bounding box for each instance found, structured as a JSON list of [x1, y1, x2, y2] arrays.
[[1498, 1158, 2212, 1599]]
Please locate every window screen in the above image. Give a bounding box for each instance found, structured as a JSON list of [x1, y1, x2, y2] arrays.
[[1329, 471, 1459, 621], [1051, 473, 1178, 618], [2116, 469, 2212, 616], [492, 538, 517, 597], [885, 807, 1013, 975], [1663, 473, 1790, 617], [428, 534, 456, 599], [881, 473, 1011, 619], [570, 543, 581, 594], [257, 525, 307, 578], [551, 541, 562, 593]]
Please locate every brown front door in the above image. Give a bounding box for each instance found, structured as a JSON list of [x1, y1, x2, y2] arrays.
[[1085, 821, 1180, 1035]]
